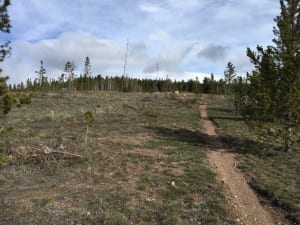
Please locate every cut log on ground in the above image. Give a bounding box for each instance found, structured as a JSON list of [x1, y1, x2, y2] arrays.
[[24, 146, 82, 164]]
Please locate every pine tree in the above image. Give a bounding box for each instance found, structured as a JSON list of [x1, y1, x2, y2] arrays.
[[0, 0, 12, 116], [64, 61, 75, 93], [58, 73, 66, 94], [26, 78, 32, 91], [224, 62, 236, 84], [246, 46, 278, 121], [245, 0, 300, 152], [0, 1, 31, 157], [272, 0, 300, 151], [0, 76, 12, 114], [84, 57, 91, 76], [35, 60, 47, 96], [0, 0, 10, 67], [224, 62, 236, 105], [233, 76, 248, 114], [84, 57, 91, 91]]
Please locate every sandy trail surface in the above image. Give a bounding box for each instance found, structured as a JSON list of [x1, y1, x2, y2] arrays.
[[199, 104, 278, 225]]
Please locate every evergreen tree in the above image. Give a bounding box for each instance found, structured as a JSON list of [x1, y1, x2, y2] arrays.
[[84, 57, 91, 91], [84, 56, 91, 76], [64, 61, 75, 93], [224, 62, 236, 101], [193, 76, 202, 95], [0, 76, 12, 114], [245, 0, 300, 151], [0, 1, 31, 156], [273, 0, 300, 151], [0, 0, 10, 67], [224, 62, 236, 84], [26, 78, 32, 91], [0, 0, 12, 116], [233, 76, 248, 114], [35, 60, 47, 96], [246, 46, 278, 120], [58, 73, 66, 94]]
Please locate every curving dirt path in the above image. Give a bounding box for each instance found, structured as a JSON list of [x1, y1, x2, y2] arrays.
[[199, 104, 277, 225]]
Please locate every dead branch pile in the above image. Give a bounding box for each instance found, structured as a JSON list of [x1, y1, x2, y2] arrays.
[[123, 102, 145, 112], [15, 146, 82, 164]]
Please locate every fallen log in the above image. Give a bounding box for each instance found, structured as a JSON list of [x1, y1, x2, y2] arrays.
[[25, 146, 82, 164]]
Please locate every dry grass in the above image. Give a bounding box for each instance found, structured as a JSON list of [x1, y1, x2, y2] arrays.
[[0, 92, 234, 225]]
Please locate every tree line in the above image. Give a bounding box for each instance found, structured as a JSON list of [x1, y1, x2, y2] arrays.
[[10, 56, 246, 95], [10, 70, 246, 95]]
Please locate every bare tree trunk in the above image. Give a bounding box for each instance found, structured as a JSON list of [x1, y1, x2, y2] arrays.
[[68, 79, 71, 96], [284, 126, 292, 152], [284, 110, 294, 152], [85, 125, 89, 145]]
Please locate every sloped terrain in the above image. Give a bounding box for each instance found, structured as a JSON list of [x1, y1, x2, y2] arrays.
[[206, 95, 299, 224], [0, 92, 235, 225]]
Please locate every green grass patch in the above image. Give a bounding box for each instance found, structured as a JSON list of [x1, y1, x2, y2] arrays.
[[32, 197, 52, 207], [103, 212, 128, 225], [163, 185, 187, 200]]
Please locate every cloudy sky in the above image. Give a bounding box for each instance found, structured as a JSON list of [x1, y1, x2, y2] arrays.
[[1, 0, 279, 84]]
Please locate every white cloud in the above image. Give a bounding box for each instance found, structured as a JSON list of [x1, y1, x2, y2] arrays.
[[165, 0, 203, 9], [139, 2, 163, 13], [2, 32, 150, 84], [149, 30, 170, 41]]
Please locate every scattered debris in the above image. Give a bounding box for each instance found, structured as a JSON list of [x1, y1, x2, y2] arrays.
[[24, 146, 82, 164], [123, 102, 142, 111]]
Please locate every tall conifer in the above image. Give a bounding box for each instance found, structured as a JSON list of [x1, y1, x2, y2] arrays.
[[246, 0, 300, 151]]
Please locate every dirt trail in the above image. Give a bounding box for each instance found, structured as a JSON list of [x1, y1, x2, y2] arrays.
[[199, 104, 276, 225]]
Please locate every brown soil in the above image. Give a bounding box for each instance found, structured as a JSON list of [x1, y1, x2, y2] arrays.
[[199, 104, 288, 225]]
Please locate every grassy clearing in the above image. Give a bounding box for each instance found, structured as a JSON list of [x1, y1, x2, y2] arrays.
[[0, 92, 234, 225], [205, 95, 300, 224]]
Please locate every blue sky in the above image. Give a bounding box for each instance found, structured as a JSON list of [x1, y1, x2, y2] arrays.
[[1, 0, 279, 84]]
